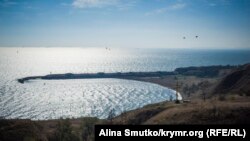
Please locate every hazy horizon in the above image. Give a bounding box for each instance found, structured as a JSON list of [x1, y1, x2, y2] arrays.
[[0, 0, 250, 49], [1, 46, 250, 51]]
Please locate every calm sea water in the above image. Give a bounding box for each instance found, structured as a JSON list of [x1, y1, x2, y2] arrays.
[[0, 47, 250, 120]]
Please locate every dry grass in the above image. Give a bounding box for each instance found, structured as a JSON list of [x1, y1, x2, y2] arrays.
[[0, 119, 47, 141], [133, 75, 221, 100], [112, 95, 250, 125]]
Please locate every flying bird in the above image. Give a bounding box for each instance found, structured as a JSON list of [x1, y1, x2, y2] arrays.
[[195, 35, 199, 38], [183, 36, 186, 39]]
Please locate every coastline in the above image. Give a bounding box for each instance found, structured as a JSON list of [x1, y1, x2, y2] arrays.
[[17, 65, 236, 83], [10, 63, 248, 122], [17, 65, 237, 100], [1, 63, 250, 141]]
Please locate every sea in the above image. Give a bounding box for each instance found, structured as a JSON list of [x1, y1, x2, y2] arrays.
[[0, 47, 250, 120]]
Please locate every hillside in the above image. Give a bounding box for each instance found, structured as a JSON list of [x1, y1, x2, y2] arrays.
[[113, 97, 250, 124], [112, 64, 250, 124], [214, 64, 250, 96], [114, 64, 250, 124]]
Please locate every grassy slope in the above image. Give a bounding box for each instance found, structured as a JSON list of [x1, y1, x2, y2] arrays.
[[113, 96, 250, 124], [0, 117, 105, 141], [0, 119, 47, 141], [214, 64, 250, 96]]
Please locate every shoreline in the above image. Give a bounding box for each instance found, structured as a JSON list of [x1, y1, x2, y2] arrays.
[[11, 64, 239, 121], [17, 65, 237, 102], [17, 65, 236, 83], [1, 63, 250, 141]]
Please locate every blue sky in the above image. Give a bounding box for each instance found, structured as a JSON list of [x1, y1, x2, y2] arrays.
[[0, 0, 250, 49]]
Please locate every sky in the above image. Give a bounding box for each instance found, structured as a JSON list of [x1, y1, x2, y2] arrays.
[[0, 0, 250, 49]]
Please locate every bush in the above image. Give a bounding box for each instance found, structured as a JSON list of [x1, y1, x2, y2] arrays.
[[81, 117, 99, 141], [218, 95, 226, 101], [229, 95, 236, 101], [239, 93, 244, 96], [50, 119, 79, 141], [175, 100, 181, 104]]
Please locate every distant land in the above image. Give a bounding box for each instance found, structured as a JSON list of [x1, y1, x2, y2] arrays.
[[17, 65, 237, 83]]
